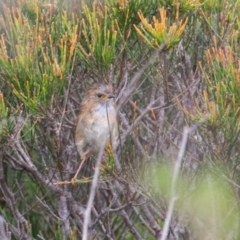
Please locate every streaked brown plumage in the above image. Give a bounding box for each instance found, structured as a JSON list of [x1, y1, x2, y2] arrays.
[[73, 83, 118, 182]]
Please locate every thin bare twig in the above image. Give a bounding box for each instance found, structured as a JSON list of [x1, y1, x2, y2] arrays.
[[0, 215, 10, 240], [160, 126, 189, 240], [82, 143, 105, 240], [0, 153, 29, 239], [117, 44, 166, 111]]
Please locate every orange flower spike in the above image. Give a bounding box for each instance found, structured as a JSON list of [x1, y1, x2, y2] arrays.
[[69, 26, 78, 59], [226, 46, 233, 64], [133, 101, 137, 113], [232, 94, 236, 110], [137, 12, 149, 30], [176, 18, 188, 37], [150, 108, 157, 120], [135, 7, 188, 48], [132, 101, 137, 120]]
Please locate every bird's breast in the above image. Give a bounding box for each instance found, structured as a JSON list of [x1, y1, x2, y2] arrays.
[[75, 99, 117, 158], [90, 104, 116, 132], [84, 103, 117, 142]]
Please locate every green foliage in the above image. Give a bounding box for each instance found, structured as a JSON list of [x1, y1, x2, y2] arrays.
[[134, 8, 188, 49], [151, 164, 240, 239], [0, 2, 78, 114], [0, 93, 8, 119], [180, 39, 240, 161], [0, 0, 240, 239], [107, 0, 158, 33], [77, 2, 117, 75], [178, 0, 240, 164]]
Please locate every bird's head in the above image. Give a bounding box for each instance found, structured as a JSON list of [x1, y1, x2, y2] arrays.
[[84, 83, 115, 104]]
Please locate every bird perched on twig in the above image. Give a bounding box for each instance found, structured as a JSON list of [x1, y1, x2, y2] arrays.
[[72, 83, 118, 183]]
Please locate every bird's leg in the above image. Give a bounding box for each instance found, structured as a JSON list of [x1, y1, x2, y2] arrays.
[[53, 158, 86, 185], [71, 157, 86, 183], [106, 141, 113, 156]]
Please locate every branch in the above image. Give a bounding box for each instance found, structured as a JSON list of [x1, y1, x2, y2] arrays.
[[0, 215, 10, 240], [82, 143, 105, 240], [0, 153, 29, 239], [117, 44, 166, 111], [160, 126, 189, 240]]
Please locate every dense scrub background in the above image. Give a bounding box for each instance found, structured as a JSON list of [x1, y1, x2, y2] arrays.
[[0, 0, 240, 239]]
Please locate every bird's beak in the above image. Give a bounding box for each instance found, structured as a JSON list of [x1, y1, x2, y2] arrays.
[[107, 93, 115, 99]]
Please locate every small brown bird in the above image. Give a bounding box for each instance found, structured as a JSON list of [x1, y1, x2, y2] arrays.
[[73, 83, 118, 182]]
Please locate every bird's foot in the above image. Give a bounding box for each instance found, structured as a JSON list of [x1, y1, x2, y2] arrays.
[[53, 178, 79, 185], [70, 177, 79, 185]]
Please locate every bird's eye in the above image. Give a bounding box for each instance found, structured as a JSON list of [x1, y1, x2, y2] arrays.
[[97, 93, 103, 98]]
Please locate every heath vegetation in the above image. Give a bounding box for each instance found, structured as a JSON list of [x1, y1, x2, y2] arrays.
[[0, 0, 240, 239]]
